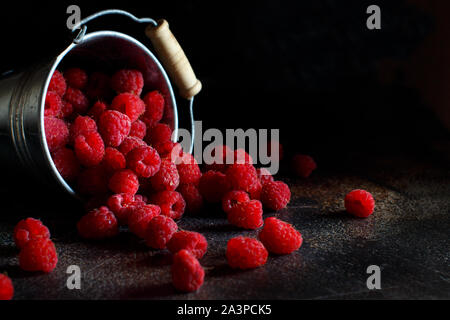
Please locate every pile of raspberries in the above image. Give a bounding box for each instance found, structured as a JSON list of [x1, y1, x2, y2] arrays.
[[0, 68, 375, 299]]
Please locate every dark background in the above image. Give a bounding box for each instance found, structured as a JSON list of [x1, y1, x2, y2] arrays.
[[1, 0, 448, 168]]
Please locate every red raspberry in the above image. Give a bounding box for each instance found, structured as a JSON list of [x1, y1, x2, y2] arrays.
[[44, 116, 69, 152], [145, 215, 178, 249], [128, 204, 161, 238], [74, 131, 105, 167], [145, 123, 172, 145], [222, 190, 250, 213], [126, 145, 161, 178], [198, 170, 231, 203], [109, 169, 139, 195], [77, 166, 109, 195], [111, 93, 145, 122], [0, 274, 14, 300], [260, 180, 291, 211], [135, 194, 148, 203], [129, 119, 147, 139], [178, 184, 204, 214], [226, 237, 268, 269], [172, 249, 204, 292], [150, 158, 179, 191], [177, 153, 202, 186], [107, 193, 138, 224], [167, 231, 208, 259], [141, 90, 164, 126], [259, 217, 303, 254], [151, 191, 186, 220], [51, 147, 80, 181], [111, 69, 144, 95], [227, 199, 263, 229], [48, 70, 66, 97], [98, 110, 131, 147], [234, 149, 253, 165], [204, 145, 233, 172], [291, 154, 317, 178], [226, 164, 260, 195], [44, 91, 62, 117], [60, 100, 73, 119], [13, 218, 50, 249], [77, 206, 119, 239], [64, 68, 88, 89], [153, 140, 177, 158], [103, 147, 126, 172], [69, 115, 97, 143], [256, 168, 274, 185], [87, 101, 108, 122], [86, 72, 112, 100], [19, 238, 58, 273], [64, 87, 89, 114], [118, 136, 147, 155], [344, 189, 375, 218]]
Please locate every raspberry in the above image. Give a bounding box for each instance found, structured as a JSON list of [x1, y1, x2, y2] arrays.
[[172, 249, 204, 292], [204, 145, 233, 172], [226, 164, 260, 195], [69, 115, 97, 143], [226, 237, 268, 269], [0, 274, 13, 300], [111, 69, 144, 95], [145, 123, 172, 145], [98, 110, 131, 147], [150, 158, 179, 191], [177, 153, 202, 186], [13, 218, 50, 249], [151, 191, 186, 220], [85, 194, 110, 211], [178, 184, 204, 214], [153, 140, 177, 158], [145, 215, 178, 249], [51, 147, 80, 181], [128, 204, 161, 238], [199, 170, 231, 203], [222, 190, 250, 213], [260, 180, 291, 211], [77, 206, 118, 239], [167, 231, 208, 259], [19, 238, 58, 273], [129, 119, 147, 139], [267, 141, 284, 161], [44, 91, 62, 117], [141, 90, 164, 126], [107, 193, 139, 224], [234, 149, 253, 165], [256, 168, 274, 185], [44, 116, 69, 152], [344, 189, 375, 218], [86, 72, 112, 100], [64, 68, 88, 89], [227, 199, 263, 229], [77, 166, 109, 195], [87, 101, 108, 122], [64, 87, 89, 114], [109, 169, 139, 195], [60, 100, 74, 119], [135, 194, 148, 203], [291, 154, 317, 178], [111, 93, 145, 122], [118, 136, 147, 155], [103, 147, 126, 172], [126, 145, 161, 178], [48, 70, 66, 97], [74, 131, 105, 167], [259, 217, 303, 254]]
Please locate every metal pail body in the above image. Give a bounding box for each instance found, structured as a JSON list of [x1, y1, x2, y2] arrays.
[[0, 31, 178, 198]]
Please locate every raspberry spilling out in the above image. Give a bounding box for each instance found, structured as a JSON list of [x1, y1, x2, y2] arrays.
[[199, 170, 231, 203], [291, 154, 317, 178], [48, 70, 66, 97], [111, 93, 145, 122], [0, 274, 14, 300], [151, 191, 185, 220], [98, 110, 131, 147], [126, 145, 161, 178], [129, 119, 147, 139], [13, 218, 50, 249], [167, 231, 208, 259], [259, 217, 302, 255], [177, 153, 202, 186], [106, 193, 142, 224], [74, 131, 105, 167], [256, 168, 274, 185], [226, 237, 268, 269], [109, 169, 139, 195], [128, 204, 161, 238], [141, 90, 164, 126], [145, 215, 178, 249], [44, 91, 62, 117], [64, 68, 88, 90], [222, 190, 250, 214], [103, 147, 126, 172], [260, 180, 291, 211], [111, 69, 144, 96], [51, 147, 80, 181], [145, 123, 172, 146], [171, 249, 205, 292], [150, 158, 179, 191], [227, 199, 264, 230], [77, 206, 119, 239], [344, 189, 375, 218], [226, 164, 260, 195], [118, 136, 147, 155], [204, 145, 233, 172], [19, 238, 58, 273], [178, 184, 204, 214]]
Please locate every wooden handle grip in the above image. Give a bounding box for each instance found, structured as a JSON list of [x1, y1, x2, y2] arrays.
[[146, 19, 202, 99]]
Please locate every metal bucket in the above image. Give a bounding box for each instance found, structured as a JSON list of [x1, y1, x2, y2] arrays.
[[0, 10, 201, 199]]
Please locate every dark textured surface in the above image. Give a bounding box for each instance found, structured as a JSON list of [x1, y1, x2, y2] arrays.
[[0, 141, 449, 300]]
